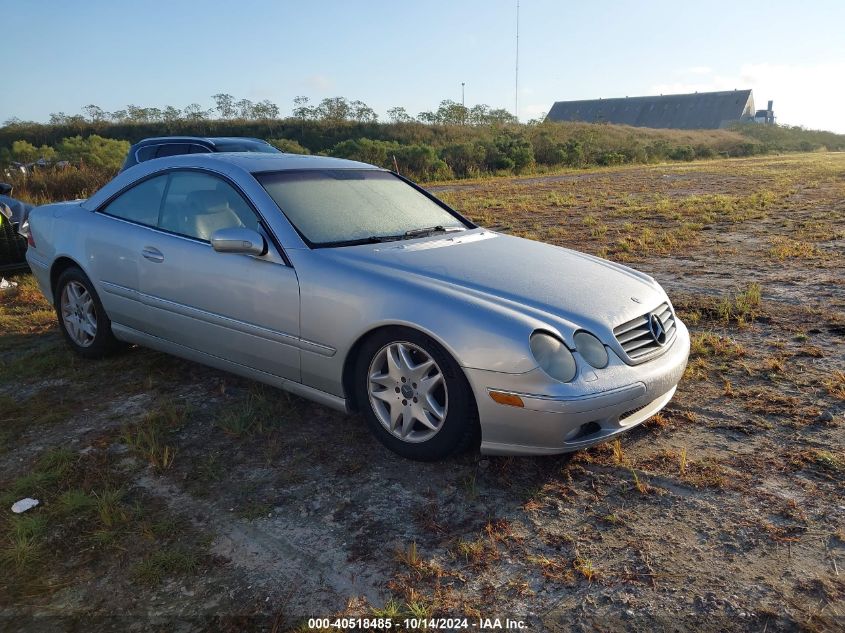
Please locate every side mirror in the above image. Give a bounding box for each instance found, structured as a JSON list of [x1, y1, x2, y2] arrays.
[[210, 227, 267, 256], [0, 183, 12, 196]]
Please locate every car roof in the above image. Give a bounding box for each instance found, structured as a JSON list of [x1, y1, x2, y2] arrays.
[[131, 136, 270, 147], [82, 153, 382, 211], [193, 152, 379, 173]]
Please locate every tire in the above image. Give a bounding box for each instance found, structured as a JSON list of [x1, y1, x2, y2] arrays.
[[354, 327, 478, 461], [54, 266, 122, 358]]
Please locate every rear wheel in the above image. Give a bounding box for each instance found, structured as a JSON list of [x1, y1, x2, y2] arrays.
[[355, 327, 477, 461], [54, 266, 122, 358]]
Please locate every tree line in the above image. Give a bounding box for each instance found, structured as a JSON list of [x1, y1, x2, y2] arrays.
[[3, 93, 844, 189], [3, 95, 517, 128]]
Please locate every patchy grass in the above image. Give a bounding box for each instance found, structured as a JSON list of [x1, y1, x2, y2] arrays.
[[767, 237, 824, 261], [0, 440, 211, 604], [823, 370, 845, 400], [2, 153, 844, 626], [573, 556, 599, 582], [121, 402, 189, 471], [676, 283, 763, 327], [214, 384, 300, 437], [133, 547, 200, 586]]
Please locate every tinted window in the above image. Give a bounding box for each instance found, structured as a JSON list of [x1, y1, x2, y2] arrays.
[[158, 171, 259, 241], [190, 144, 213, 154], [256, 170, 466, 246], [101, 175, 167, 226], [214, 140, 280, 154], [155, 144, 192, 158], [135, 146, 158, 162]]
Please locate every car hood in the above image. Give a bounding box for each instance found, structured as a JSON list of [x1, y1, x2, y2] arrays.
[[321, 229, 667, 341]]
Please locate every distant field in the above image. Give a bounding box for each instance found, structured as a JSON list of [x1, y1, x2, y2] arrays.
[[1, 153, 843, 630]]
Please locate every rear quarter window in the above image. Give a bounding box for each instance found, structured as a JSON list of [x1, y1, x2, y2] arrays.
[[101, 175, 168, 226], [135, 146, 157, 163]]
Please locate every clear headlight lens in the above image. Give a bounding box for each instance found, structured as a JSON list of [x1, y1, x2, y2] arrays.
[[530, 332, 577, 382], [573, 331, 609, 369]]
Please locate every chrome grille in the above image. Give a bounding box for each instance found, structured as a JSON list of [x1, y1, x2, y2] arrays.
[[613, 302, 677, 361]]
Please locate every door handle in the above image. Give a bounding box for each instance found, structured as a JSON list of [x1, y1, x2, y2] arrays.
[[142, 246, 164, 263]]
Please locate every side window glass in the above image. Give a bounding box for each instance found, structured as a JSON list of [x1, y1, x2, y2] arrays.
[[190, 144, 212, 154], [135, 146, 157, 163], [159, 171, 259, 241], [101, 175, 167, 226], [155, 144, 191, 158]]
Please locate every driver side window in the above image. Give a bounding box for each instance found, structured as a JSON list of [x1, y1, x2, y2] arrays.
[[158, 171, 259, 241]]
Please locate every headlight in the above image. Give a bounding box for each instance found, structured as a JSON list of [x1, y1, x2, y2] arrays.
[[530, 332, 577, 382], [573, 331, 609, 369]]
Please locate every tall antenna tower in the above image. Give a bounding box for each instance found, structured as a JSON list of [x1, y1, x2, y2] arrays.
[[514, 0, 520, 121]]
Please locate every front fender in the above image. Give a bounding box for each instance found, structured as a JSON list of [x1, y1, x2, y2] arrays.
[[290, 248, 559, 397]]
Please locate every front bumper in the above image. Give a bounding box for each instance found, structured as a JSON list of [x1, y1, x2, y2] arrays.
[[466, 318, 690, 456]]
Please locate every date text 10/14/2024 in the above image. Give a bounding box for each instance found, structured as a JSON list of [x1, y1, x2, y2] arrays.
[[307, 617, 528, 630]]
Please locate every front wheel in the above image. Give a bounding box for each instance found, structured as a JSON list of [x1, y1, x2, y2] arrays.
[[54, 266, 122, 358], [354, 327, 477, 461]]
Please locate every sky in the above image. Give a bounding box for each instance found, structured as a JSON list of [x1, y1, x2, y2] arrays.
[[4, 0, 844, 132]]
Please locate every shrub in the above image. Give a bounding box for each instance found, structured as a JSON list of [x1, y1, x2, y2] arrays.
[[328, 138, 450, 181], [6, 164, 114, 204], [439, 143, 487, 178], [532, 132, 568, 165], [645, 140, 671, 162], [267, 138, 310, 154], [621, 142, 648, 164], [330, 137, 399, 168], [596, 151, 626, 166], [668, 145, 696, 161], [562, 139, 586, 167], [694, 145, 716, 159], [55, 135, 130, 171], [491, 132, 534, 173], [391, 144, 451, 181], [11, 140, 57, 163]]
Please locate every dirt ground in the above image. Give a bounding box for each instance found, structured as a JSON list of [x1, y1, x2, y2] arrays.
[[1, 153, 843, 632]]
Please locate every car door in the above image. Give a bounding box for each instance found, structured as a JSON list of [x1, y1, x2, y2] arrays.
[[137, 169, 301, 382], [86, 174, 169, 332]]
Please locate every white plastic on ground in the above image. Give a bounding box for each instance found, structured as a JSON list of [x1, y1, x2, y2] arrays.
[[11, 498, 39, 513], [1, 277, 19, 291]]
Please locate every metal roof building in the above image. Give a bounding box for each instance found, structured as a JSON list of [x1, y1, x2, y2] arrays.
[[545, 90, 756, 129]]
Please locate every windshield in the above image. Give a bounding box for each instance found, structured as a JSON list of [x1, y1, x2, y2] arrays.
[[255, 170, 469, 246]]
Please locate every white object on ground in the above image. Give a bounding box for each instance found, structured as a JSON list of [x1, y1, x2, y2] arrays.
[[0, 277, 19, 291], [11, 498, 40, 513]]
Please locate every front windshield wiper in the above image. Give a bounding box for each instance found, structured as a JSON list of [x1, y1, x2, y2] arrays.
[[354, 226, 465, 246], [402, 225, 465, 239], [365, 234, 404, 243]]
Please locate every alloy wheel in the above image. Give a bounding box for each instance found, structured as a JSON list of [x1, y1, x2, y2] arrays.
[[60, 280, 97, 347], [367, 341, 448, 443]]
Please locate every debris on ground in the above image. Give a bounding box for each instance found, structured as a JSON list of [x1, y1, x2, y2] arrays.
[[11, 498, 40, 513], [1, 277, 19, 292]]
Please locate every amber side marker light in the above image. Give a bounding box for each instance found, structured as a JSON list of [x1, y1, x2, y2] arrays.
[[489, 391, 525, 408]]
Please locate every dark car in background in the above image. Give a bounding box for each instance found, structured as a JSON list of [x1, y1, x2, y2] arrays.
[[0, 183, 30, 271], [0, 138, 282, 268], [120, 136, 280, 172]]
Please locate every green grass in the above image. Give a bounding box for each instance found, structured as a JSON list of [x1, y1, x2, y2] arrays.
[[716, 283, 762, 325], [57, 489, 98, 515], [676, 283, 763, 329], [133, 547, 199, 585], [0, 440, 209, 601], [214, 385, 299, 437], [121, 402, 190, 471]]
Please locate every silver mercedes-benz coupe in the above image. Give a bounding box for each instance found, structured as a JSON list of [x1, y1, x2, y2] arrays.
[[25, 152, 689, 460]]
